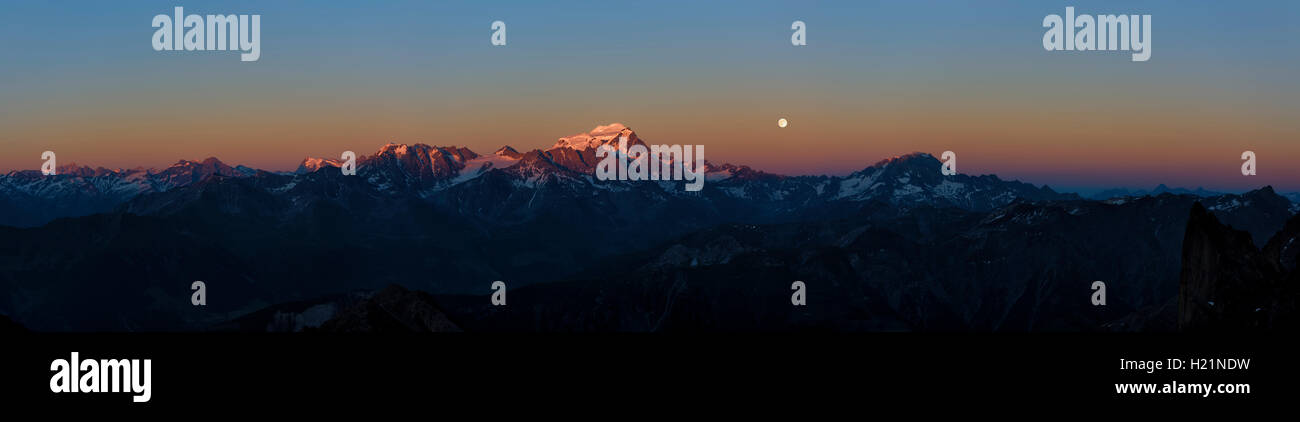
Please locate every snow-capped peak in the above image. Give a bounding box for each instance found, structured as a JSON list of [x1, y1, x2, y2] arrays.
[[551, 123, 638, 150], [296, 157, 344, 174], [377, 143, 412, 156], [495, 145, 522, 159]]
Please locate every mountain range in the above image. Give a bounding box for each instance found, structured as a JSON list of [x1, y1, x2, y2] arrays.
[[1, 123, 1297, 332], [1088, 185, 1225, 201]]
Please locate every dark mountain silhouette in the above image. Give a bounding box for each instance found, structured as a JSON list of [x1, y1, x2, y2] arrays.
[[315, 284, 461, 333], [0, 314, 24, 332], [436, 189, 1295, 332], [1089, 184, 1224, 200]]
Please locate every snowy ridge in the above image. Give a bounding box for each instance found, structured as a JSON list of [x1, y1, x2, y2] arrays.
[[4, 123, 1292, 230], [0, 156, 259, 227]]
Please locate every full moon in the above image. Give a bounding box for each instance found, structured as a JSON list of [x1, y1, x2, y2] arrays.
[[777, 118, 788, 128]]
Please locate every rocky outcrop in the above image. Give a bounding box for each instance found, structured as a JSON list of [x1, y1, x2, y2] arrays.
[[1178, 203, 1299, 331]]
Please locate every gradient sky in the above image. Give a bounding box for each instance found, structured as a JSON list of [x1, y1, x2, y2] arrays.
[[1, 0, 1297, 193]]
